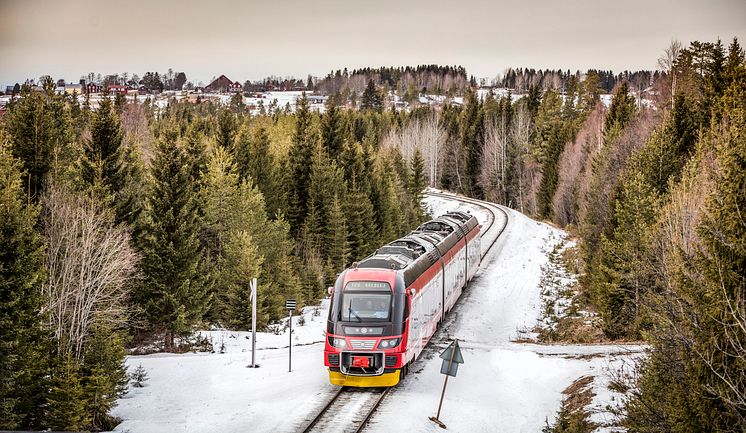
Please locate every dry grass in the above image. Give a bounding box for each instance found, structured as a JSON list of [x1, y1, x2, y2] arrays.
[[545, 375, 598, 433]]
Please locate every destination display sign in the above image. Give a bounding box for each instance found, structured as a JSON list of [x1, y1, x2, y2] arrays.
[[344, 281, 391, 291]]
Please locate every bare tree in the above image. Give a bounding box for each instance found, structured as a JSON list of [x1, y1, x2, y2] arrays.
[[41, 185, 138, 360], [382, 113, 446, 187], [480, 113, 510, 204], [552, 103, 605, 225], [657, 39, 682, 105], [510, 104, 533, 213]]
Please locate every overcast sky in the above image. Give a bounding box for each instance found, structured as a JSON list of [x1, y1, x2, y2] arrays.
[[1, 0, 744, 86]]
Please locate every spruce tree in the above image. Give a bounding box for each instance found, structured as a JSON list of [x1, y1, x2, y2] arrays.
[[216, 108, 237, 149], [344, 177, 378, 260], [137, 127, 211, 350], [361, 79, 384, 112], [369, 155, 403, 244], [45, 355, 87, 432], [0, 135, 49, 430], [321, 103, 346, 156], [535, 90, 573, 218], [590, 170, 660, 338], [604, 82, 636, 133], [80, 324, 128, 431], [324, 194, 349, 276], [201, 147, 300, 326], [408, 149, 427, 222], [6, 81, 75, 202], [285, 94, 314, 234], [234, 125, 280, 217], [81, 93, 125, 197], [221, 231, 264, 329], [460, 89, 485, 198], [690, 80, 746, 429]]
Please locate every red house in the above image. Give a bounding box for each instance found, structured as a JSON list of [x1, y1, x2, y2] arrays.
[[205, 75, 234, 93], [107, 85, 128, 95], [229, 81, 243, 93], [86, 83, 102, 94]]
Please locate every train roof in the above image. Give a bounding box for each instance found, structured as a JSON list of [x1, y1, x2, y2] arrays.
[[357, 211, 479, 286]]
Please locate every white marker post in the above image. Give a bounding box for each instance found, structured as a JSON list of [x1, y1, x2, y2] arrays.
[[248, 278, 258, 368], [285, 299, 297, 372]]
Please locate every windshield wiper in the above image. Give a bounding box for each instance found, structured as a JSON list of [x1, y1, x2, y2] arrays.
[[348, 299, 361, 322]]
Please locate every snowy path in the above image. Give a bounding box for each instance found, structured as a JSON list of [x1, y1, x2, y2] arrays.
[[111, 193, 641, 433]]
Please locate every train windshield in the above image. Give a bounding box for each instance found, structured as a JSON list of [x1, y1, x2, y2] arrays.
[[339, 281, 392, 322]]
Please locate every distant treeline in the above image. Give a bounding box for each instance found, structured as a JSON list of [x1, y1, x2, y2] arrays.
[[498, 67, 660, 93], [313, 64, 472, 97]]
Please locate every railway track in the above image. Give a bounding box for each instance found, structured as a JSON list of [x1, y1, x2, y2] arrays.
[[302, 386, 390, 433], [299, 191, 509, 433], [425, 190, 510, 260]]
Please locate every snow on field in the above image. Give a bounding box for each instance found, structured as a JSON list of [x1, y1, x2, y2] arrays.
[[111, 303, 335, 433], [111, 193, 640, 433]]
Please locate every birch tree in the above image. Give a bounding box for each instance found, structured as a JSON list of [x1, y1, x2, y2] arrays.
[[41, 185, 137, 360], [480, 113, 510, 204]]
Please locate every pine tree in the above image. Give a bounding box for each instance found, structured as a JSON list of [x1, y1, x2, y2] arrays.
[[344, 177, 378, 260], [216, 108, 237, 149], [321, 103, 346, 156], [233, 125, 281, 217], [81, 93, 125, 197], [285, 94, 315, 234], [137, 127, 211, 350], [45, 355, 87, 432], [201, 147, 300, 326], [183, 126, 209, 189], [689, 78, 746, 428], [535, 90, 570, 219], [114, 139, 148, 228], [408, 149, 427, 222], [361, 79, 383, 112], [0, 135, 49, 430], [369, 155, 403, 244], [604, 82, 636, 133], [460, 89, 485, 198], [221, 231, 264, 329], [324, 194, 349, 276], [201, 148, 265, 327], [6, 81, 75, 202], [80, 324, 128, 431], [589, 170, 660, 338]]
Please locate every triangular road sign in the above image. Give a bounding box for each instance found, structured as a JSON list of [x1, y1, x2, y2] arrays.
[[439, 340, 464, 364]]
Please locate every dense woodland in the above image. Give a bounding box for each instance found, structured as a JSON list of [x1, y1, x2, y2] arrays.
[[1, 37, 744, 432]]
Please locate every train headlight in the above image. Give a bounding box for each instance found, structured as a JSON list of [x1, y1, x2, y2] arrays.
[[378, 338, 401, 349], [332, 338, 347, 348]]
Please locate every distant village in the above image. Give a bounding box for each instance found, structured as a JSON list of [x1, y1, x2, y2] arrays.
[[0, 69, 655, 118]]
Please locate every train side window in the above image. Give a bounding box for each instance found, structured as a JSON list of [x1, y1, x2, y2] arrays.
[[403, 294, 409, 319]]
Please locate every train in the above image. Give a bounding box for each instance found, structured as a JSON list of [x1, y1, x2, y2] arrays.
[[324, 211, 481, 387]]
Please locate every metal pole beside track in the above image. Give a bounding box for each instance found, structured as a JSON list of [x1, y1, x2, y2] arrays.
[[288, 309, 292, 372], [251, 278, 257, 368]]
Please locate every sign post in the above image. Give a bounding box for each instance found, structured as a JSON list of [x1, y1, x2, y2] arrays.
[[248, 278, 258, 368], [286, 299, 297, 372], [429, 339, 464, 429]]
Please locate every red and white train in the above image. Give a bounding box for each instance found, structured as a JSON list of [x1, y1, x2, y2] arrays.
[[324, 211, 481, 387]]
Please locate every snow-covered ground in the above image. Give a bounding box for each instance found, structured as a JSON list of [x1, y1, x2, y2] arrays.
[[111, 193, 641, 433]]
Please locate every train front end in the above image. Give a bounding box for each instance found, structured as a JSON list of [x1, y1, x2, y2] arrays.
[[324, 268, 407, 387]]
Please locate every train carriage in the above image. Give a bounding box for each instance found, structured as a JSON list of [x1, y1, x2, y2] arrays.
[[324, 211, 481, 387]]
